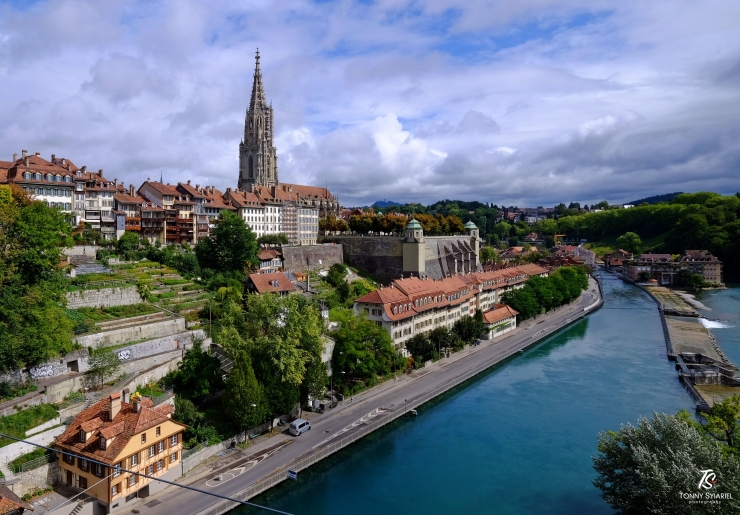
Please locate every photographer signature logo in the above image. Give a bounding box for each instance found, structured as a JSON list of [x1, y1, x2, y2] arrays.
[[698, 469, 718, 490]]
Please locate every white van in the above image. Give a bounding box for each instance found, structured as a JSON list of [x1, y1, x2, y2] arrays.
[[289, 418, 311, 436]]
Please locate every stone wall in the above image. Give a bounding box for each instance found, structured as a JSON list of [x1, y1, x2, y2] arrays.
[[281, 244, 344, 272], [63, 245, 99, 264], [320, 236, 404, 284], [66, 286, 143, 309], [74, 318, 187, 349], [0, 425, 66, 463]]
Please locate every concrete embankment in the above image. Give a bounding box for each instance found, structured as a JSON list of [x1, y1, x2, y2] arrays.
[[637, 283, 739, 411], [193, 278, 604, 515]]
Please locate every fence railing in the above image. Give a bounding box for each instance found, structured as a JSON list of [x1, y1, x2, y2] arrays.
[[13, 454, 56, 474], [151, 389, 174, 406], [181, 443, 205, 461]]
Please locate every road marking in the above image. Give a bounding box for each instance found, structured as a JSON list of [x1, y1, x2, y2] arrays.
[[313, 408, 389, 448], [204, 442, 290, 489]]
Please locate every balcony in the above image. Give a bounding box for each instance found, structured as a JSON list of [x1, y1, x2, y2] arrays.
[[126, 216, 141, 223], [126, 225, 141, 231], [166, 234, 179, 240]]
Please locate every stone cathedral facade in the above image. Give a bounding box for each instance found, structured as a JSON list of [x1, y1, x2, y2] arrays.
[[238, 49, 278, 188], [236, 50, 340, 220]]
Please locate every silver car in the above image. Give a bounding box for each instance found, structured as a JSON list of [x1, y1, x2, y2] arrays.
[[288, 418, 311, 436]]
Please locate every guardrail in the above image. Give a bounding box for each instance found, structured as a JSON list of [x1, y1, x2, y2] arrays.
[[196, 285, 605, 515]]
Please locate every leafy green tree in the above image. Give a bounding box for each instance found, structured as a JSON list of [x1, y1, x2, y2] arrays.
[[223, 350, 268, 431], [195, 211, 258, 274], [86, 348, 121, 389], [326, 263, 347, 287], [116, 231, 140, 256], [332, 310, 404, 390], [479, 246, 500, 264], [452, 314, 483, 345], [0, 187, 74, 373], [299, 357, 328, 412], [169, 339, 225, 399], [616, 231, 642, 254], [336, 280, 350, 303], [405, 333, 436, 363], [257, 233, 289, 245], [593, 412, 740, 515], [700, 395, 740, 448]]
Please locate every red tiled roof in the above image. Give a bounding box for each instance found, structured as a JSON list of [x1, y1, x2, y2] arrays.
[[177, 182, 206, 199], [140, 181, 181, 196], [247, 272, 297, 294], [483, 304, 519, 324], [281, 183, 336, 200], [259, 249, 282, 261], [55, 395, 184, 464], [0, 484, 33, 513]]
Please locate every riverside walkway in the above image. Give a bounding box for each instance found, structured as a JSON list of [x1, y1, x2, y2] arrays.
[[130, 278, 602, 515]]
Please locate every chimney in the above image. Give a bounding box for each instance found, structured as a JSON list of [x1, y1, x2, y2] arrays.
[[122, 388, 130, 403], [34, 152, 40, 156], [21, 150, 27, 158], [98, 169, 103, 177], [13, 153, 17, 161], [133, 398, 141, 413], [51, 153, 56, 160], [187, 180, 191, 185], [129, 185, 135, 196], [195, 184, 200, 189], [110, 392, 121, 420], [113, 178, 117, 187], [81, 165, 87, 172]]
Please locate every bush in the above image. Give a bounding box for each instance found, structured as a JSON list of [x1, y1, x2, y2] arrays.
[[0, 380, 38, 403]]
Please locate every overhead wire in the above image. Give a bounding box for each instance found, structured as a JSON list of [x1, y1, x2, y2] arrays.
[[0, 432, 294, 515]]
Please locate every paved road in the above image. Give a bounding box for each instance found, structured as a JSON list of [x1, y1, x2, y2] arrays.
[[138, 282, 601, 515]]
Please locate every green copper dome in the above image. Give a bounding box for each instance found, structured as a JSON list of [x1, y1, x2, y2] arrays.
[[464, 221, 478, 229], [406, 219, 422, 229]]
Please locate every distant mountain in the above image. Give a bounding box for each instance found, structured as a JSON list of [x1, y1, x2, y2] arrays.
[[627, 192, 683, 205], [372, 200, 402, 208]]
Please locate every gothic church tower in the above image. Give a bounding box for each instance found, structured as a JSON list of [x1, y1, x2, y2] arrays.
[[239, 49, 278, 188]]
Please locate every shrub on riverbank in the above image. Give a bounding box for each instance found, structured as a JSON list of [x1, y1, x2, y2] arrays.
[[502, 266, 589, 321]]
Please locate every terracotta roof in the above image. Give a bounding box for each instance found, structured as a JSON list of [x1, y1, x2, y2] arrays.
[[177, 182, 206, 199], [681, 250, 721, 263], [259, 249, 282, 261], [515, 264, 549, 276], [248, 272, 297, 294], [0, 484, 33, 513], [140, 181, 181, 196], [281, 183, 336, 200], [55, 395, 184, 464], [115, 192, 147, 204], [484, 304, 519, 324]]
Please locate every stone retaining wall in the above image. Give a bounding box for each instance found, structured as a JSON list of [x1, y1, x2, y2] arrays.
[[320, 236, 403, 284], [66, 286, 142, 309], [75, 318, 186, 348], [281, 244, 344, 272], [0, 425, 66, 463]]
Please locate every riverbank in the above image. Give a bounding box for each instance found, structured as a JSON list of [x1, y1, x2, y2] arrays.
[[134, 278, 602, 515]]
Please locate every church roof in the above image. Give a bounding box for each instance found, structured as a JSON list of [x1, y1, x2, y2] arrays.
[[464, 221, 478, 229], [406, 218, 422, 229]]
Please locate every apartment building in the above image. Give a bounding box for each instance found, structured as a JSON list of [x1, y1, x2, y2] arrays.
[[138, 181, 202, 245], [680, 250, 723, 285], [0, 151, 76, 212], [354, 264, 548, 351], [55, 391, 186, 514]]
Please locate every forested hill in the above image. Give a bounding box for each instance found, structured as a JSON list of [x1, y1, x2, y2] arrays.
[[627, 192, 683, 205], [555, 192, 740, 277]]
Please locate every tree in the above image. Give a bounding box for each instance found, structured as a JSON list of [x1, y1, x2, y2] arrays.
[[405, 333, 435, 363], [593, 412, 740, 515], [326, 263, 347, 287], [479, 246, 500, 264], [0, 187, 74, 373], [86, 348, 121, 389], [299, 357, 328, 412], [223, 351, 268, 431], [700, 395, 740, 448], [195, 211, 259, 274], [169, 339, 225, 399], [117, 231, 140, 256], [616, 231, 642, 255]]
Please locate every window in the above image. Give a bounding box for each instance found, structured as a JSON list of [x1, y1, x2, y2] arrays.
[[113, 463, 121, 477], [100, 437, 106, 450], [131, 454, 138, 467], [157, 459, 163, 471], [79, 429, 86, 442], [141, 433, 146, 444], [158, 441, 164, 453], [112, 483, 120, 496], [147, 465, 153, 475], [129, 475, 136, 487], [170, 435, 178, 446], [79, 458, 88, 472], [170, 452, 178, 463], [156, 427, 161, 437], [64, 453, 74, 464], [149, 445, 155, 458], [95, 463, 103, 477]]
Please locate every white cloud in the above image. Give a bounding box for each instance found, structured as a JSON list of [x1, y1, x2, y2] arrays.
[[0, 0, 738, 206]]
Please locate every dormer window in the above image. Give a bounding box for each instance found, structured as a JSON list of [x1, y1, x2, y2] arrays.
[[79, 429, 86, 442], [100, 437, 106, 450]]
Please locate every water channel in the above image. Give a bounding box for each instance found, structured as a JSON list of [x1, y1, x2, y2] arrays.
[[237, 274, 701, 515]]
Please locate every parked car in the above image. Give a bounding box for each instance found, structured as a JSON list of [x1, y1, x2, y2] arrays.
[[289, 418, 311, 436]]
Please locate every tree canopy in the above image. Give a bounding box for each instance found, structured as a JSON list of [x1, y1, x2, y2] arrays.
[[0, 185, 75, 373], [195, 210, 259, 274]]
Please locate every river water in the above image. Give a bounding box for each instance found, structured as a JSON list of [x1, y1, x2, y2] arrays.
[[237, 274, 698, 515], [694, 284, 740, 367]]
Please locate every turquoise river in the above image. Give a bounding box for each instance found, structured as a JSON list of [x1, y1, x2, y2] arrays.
[[236, 274, 739, 515]]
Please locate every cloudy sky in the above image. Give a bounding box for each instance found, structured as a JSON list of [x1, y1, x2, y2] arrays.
[[1, 0, 739, 207]]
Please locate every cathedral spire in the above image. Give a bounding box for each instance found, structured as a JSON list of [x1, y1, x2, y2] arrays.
[[250, 48, 267, 111]]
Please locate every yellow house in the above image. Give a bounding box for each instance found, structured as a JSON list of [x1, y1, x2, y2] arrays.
[[55, 391, 186, 513]]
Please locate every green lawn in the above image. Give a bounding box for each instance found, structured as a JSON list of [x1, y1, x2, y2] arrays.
[[0, 404, 58, 449], [9, 447, 53, 472]]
